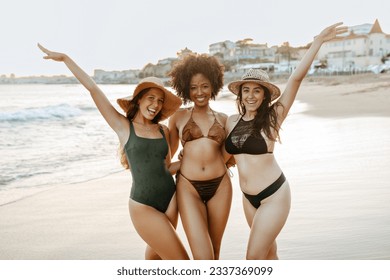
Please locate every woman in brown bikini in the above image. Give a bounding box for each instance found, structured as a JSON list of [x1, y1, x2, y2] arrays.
[[168, 53, 232, 259]]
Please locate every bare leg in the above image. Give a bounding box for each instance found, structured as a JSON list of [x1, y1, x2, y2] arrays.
[[129, 195, 189, 260], [145, 245, 161, 260], [177, 174, 214, 259], [243, 182, 291, 260], [143, 194, 180, 260], [206, 174, 232, 259]]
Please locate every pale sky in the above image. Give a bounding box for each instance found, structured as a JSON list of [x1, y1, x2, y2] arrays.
[[1, 0, 390, 76]]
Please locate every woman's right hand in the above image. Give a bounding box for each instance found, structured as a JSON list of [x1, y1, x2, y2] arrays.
[[178, 149, 184, 161], [38, 43, 126, 138], [38, 43, 67, 62]]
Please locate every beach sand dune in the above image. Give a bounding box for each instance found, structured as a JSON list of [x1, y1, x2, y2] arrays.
[[1, 73, 389, 260]]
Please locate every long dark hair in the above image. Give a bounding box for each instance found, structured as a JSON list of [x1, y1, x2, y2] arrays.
[[119, 88, 163, 169], [236, 85, 283, 142]]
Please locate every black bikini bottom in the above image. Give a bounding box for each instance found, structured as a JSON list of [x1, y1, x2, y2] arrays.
[[179, 172, 225, 203], [243, 173, 286, 209]]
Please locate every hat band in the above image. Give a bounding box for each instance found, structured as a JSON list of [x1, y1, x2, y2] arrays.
[[243, 77, 265, 81]]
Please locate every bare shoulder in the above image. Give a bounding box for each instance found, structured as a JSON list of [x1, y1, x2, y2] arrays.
[[171, 107, 191, 120], [227, 114, 240, 123], [215, 110, 228, 119], [160, 123, 169, 131], [214, 110, 229, 124], [169, 107, 191, 131], [226, 114, 240, 131], [159, 123, 171, 137]]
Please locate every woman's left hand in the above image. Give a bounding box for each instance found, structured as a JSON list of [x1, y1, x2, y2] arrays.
[[38, 43, 68, 62], [316, 22, 349, 43]]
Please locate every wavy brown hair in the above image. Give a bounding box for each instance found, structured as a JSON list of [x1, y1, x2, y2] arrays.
[[168, 53, 224, 104], [119, 88, 163, 169], [236, 85, 284, 142]]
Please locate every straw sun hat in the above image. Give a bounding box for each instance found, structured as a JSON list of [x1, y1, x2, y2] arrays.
[[228, 68, 281, 101], [117, 77, 182, 121]]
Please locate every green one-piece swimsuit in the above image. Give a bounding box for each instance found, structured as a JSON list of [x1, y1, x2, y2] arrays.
[[124, 122, 175, 213]]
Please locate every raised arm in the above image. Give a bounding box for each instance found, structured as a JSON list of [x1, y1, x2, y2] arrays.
[[277, 22, 348, 121], [37, 43, 127, 135]]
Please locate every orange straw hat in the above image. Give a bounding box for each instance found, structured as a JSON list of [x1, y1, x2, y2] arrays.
[[228, 68, 281, 101], [117, 77, 182, 121]]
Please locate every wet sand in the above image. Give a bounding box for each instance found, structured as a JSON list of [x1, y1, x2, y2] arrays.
[[1, 73, 389, 260]]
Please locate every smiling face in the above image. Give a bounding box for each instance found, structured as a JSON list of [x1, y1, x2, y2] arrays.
[[138, 88, 165, 121], [189, 73, 212, 107], [240, 82, 266, 113]]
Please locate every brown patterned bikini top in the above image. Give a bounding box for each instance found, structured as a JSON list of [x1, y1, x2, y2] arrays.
[[181, 108, 225, 146]]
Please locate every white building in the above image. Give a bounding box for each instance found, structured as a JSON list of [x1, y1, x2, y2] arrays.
[[93, 69, 140, 83], [316, 19, 390, 71], [209, 40, 236, 59], [209, 39, 276, 62]]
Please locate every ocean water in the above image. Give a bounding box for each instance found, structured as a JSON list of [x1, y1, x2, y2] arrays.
[[0, 84, 137, 205], [1, 83, 390, 260], [0, 84, 239, 206]]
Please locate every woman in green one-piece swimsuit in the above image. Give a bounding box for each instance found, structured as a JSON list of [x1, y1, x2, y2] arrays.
[[38, 44, 189, 260]]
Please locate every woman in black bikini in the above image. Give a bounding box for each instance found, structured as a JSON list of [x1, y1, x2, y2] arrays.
[[224, 23, 348, 259], [168, 53, 232, 259], [38, 44, 189, 260]]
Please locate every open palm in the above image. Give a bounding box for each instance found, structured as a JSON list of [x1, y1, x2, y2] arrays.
[[318, 22, 349, 43], [38, 43, 67, 62]]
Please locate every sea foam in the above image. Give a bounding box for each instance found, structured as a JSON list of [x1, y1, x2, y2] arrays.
[[0, 104, 83, 122]]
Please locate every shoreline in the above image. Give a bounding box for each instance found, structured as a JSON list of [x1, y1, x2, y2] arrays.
[[0, 169, 125, 207], [1, 75, 390, 260], [1, 71, 388, 85]]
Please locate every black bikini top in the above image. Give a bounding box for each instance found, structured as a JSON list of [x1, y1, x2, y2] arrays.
[[181, 108, 225, 145], [225, 117, 273, 155]]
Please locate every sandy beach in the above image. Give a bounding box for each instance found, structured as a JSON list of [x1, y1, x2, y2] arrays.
[[1, 73, 389, 260]]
